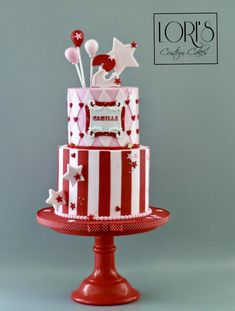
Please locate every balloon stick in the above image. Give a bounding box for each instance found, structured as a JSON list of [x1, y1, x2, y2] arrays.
[[85, 39, 99, 86]]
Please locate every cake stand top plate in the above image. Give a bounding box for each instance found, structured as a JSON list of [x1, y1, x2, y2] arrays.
[[36, 207, 170, 236]]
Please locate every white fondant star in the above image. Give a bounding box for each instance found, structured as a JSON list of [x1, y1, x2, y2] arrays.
[[63, 164, 84, 186], [46, 189, 65, 210], [127, 152, 138, 162], [109, 38, 139, 75], [75, 33, 82, 40], [127, 153, 134, 161]]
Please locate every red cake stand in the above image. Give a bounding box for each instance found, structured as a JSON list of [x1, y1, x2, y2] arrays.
[[36, 206, 170, 306]]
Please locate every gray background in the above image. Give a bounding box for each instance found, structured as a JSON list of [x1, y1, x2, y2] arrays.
[[1, 0, 235, 310]]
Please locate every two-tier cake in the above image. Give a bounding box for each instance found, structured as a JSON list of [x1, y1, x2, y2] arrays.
[[46, 30, 151, 221]]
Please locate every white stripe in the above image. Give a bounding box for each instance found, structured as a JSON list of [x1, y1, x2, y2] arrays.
[[69, 149, 78, 216], [87, 151, 100, 216], [145, 148, 150, 211], [58, 147, 64, 191], [131, 149, 140, 215], [57, 146, 65, 214], [110, 151, 122, 216]]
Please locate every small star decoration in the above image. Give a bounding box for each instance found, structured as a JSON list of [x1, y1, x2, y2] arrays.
[[46, 189, 65, 210], [127, 152, 138, 171], [131, 41, 138, 48], [127, 152, 138, 162], [131, 161, 138, 169], [75, 32, 82, 40], [115, 206, 121, 212], [70, 202, 76, 210], [63, 164, 85, 186], [114, 77, 121, 85], [88, 214, 95, 221]]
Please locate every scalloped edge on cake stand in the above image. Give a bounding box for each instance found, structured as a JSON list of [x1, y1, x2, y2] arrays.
[[36, 206, 170, 305]]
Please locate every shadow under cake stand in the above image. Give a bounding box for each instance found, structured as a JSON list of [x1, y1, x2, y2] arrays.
[[36, 206, 170, 306]]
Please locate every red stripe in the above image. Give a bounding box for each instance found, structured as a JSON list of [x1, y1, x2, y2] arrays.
[[121, 107, 125, 131], [85, 105, 90, 132], [121, 151, 132, 215], [98, 151, 111, 216], [77, 150, 89, 216], [62, 148, 70, 214], [139, 149, 146, 213]]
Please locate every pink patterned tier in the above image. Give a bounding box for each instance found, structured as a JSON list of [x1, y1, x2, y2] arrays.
[[67, 87, 139, 148], [56, 145, 150, 220]]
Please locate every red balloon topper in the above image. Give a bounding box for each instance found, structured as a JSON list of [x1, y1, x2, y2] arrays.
[[92, 54, 116, 72], [71, 29, 84, 47]]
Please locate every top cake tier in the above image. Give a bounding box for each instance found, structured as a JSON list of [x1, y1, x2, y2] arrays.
[[67, 87, 140, 148]]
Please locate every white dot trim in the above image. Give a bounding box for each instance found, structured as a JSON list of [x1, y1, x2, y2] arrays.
[[54, 208, 152, 221]]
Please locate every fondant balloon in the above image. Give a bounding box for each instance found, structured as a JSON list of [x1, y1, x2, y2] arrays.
[[85, 39, 99, 58], [71, 29, 84, 47], [92, 54, 116, 72], [65, 47, 79, 64]]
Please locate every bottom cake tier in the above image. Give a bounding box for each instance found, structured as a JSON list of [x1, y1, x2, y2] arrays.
[[47, 145, 150, 220]]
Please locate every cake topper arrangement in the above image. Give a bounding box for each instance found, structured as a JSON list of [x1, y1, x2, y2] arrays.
[[65, 29, 139, 88]]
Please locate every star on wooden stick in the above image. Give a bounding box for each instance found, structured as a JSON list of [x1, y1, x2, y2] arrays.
[[63, 164, 85, 186], [46, 189, 65, 210], [109, 38, 139, 75]]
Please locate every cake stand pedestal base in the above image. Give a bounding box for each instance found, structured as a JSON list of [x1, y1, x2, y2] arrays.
[[72, 235, 139, 305], [36, 207, 170, 305]]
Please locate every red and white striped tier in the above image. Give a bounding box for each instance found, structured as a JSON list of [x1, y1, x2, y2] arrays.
[[57, 145, 150, 220]]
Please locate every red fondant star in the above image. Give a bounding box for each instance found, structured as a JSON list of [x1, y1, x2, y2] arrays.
[[56, 195, 63, 203], [131, 41, 138, 48], [116, 206, 121, 212], [74, 173, 82, 181], [114, 77, 121, 85], [131, 161, 138, 169], [88, 214, 95, 221], [70, 202, 76, 210]]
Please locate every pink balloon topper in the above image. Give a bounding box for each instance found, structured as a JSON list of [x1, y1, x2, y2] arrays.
[[71, 29, 84, 47], [65, 47, 79, 65], [64, 47, 84, 87]]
